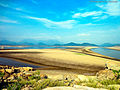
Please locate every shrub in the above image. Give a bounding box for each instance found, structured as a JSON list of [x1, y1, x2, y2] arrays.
[[0, 72, 4, 77], [28, 75, 41, 81], [112, 69, 120, 79]]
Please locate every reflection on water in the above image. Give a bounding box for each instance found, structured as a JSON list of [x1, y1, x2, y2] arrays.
[[91, 48, 120, 59], [0, 57, 43, 68]]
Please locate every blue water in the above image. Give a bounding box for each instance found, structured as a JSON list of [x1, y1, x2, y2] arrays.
[[0, 46, 75, 67], [0, 46, 74, 49], [0, 57, 44, 68], [91, 48, 120, 59]]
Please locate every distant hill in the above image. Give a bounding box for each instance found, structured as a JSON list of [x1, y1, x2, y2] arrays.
[[1, 39, 119, 47], [114, 44, 120, 46], [0, 40, 17, 45], [54, 44, 63, 46], [56, 42, 98, 46], [18, 42, 35, 45], [80, 43, 97, 46], [38, 42, 46, 45], [0, 39, 62, 46], [19, 39, 38, 45], [63, 42, 81, 46], [39, 40, 62, 45]]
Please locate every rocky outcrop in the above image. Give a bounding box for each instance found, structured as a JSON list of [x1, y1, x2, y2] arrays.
[[0, 65, 33, 82], [105, 61, 120, 70], [96, 69, 115, 80], [1, 63, 120, 90], [96, 61, 120, 80]]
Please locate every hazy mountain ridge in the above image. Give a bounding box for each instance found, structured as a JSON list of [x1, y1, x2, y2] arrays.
[[0, 39, 62, 46], [0, 40, 120, 47]]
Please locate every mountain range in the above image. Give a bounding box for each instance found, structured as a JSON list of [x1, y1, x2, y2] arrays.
[[0, 39, 120, 47], [0, 39, 62, 46]]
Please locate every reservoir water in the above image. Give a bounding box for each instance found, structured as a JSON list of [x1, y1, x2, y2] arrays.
[[0, 46, 73, 49], [91, 48, 120, 59], [0, 57, 43, 68]]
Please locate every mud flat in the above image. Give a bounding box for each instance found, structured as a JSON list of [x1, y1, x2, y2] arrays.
[[0, 48, 120, 75], [106, 46, 120, 51]]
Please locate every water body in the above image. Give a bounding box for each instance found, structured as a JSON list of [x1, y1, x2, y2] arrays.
[[0, 57, 43, 68], [0, 46, 76, 67], [91, 48, 120, 59], [0, 46, 74, 49]]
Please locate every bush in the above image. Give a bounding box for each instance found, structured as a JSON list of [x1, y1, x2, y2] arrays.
[[0, 72, 4, 77], [112, 69, 120, 79], [28, 75, 41, 81]]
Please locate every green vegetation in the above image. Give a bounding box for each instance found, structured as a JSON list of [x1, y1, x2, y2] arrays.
[[77, 77, 120, 90], [7, 82, 24, 90], [34, 79, 65, 90], [75, 53, 85, 55], [1, 70, 66, 90], [112, 69, 120, 79], [1, 69, 120, 90], [0, 72, 4, 77], [6, 77, 66, 90]]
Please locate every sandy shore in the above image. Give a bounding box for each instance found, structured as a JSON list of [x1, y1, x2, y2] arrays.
[[106, 46, 120, 51], [0, 47, 120, 74]]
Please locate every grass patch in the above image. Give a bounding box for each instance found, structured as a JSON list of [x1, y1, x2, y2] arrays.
[[77, 78, 120, 90], [33, 79, 65, 90], [4, 70, 66, 90], [2, 70, 120, 90], [7, 82, 24, 90], [75, 53, 85, 55]]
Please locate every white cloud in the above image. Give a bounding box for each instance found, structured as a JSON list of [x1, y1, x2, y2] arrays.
[[92, 17, 99, 19], [31, 0, 38, 5], [72, 13, 81, 18], [0, 19, 18, 23], [0, 3, 25, 12], [77, 33, 90, 36], [97, 1, 120, 16], [26, 16, 77, 29], [84, 23, 101, 25], [92, 15, 108, 20], [72, 11, 103, 18], [0, 3, 9, 8], [14, 8, 23, 11]]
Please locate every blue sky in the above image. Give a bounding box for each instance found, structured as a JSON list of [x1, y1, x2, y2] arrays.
[[0, 0, 120, 44]]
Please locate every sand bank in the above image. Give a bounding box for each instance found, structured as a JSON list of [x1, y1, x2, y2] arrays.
[[0, 48, 120, 73], [106, 46, 120, 51]]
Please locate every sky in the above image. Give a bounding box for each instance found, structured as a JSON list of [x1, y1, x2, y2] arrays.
[[0, 0, 120, 44]]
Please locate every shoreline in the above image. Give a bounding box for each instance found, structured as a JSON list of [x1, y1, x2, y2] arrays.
[[105, 46, 120, 51], [65, 47, 120, 61], [0, 47, 120, 75], [0, 55, 103, 71], [0, 56, 98, 75]]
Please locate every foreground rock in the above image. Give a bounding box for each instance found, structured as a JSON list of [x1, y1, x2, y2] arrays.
[[1, 63, 120, 90], [105, 61, 120, 70], [0, 65, 34, 82], [96, 69, 115, 80]]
